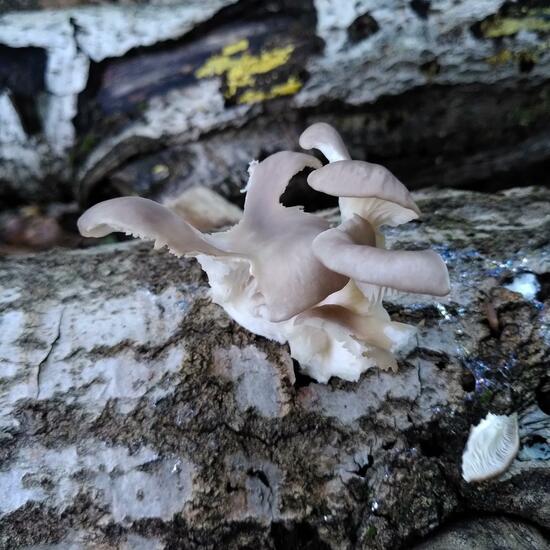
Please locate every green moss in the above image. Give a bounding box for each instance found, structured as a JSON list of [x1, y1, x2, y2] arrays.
[[479, 389, 494, 406], [77, 133, 98, 156], [365, 525, 377, 539]]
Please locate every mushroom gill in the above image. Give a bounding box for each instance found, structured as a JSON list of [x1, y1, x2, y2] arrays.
[[462, 413, 520, 482]]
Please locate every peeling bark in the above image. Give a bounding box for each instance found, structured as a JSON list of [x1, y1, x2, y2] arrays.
[[0, 186, 549, 548], [1, 0, 549, 203]]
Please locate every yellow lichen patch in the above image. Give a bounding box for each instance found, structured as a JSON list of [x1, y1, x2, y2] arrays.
[[237, 75, 303, 104], [486, 49, 514, 65], [270, 75, 303, 97], [480, 8, 550, 38], [195, 40, 297, 99], [222, 39, 249, 56], [486, 42, 548, 67]]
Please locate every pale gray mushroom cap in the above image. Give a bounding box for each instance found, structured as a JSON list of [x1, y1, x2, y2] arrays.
[[78, 151, 348, 322], [307, 160, 421, 225], [299, 122, 351, 163], [462, 413, 520, 483], [312, 215, 451, 297], [78, 196, 229, 257], [299, 122, 421, 227]]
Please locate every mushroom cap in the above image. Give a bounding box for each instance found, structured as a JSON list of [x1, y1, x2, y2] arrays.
[[299, 122, 351, 162], [312, 215, 450, 297], [220, 151, 348, 321], [78, 196, 229, 257], [77, 151, 349, 323], [300, 123, 420, 227], [307, 160, 421, 225], [462, 413, 519, 482]]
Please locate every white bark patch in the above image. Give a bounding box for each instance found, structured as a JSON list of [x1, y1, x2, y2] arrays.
[[0, 287, 21, 305], [54, 287, 185, 353], [72, 2, 236, 63], [36, 346, 185, 414], [297, 0, 549, 106], [300, 364, 421, 424], [214, 345, 293, 418], [0, 288, 188, 421], [0, 0, 236, 158], [0, 441, 195, 522]]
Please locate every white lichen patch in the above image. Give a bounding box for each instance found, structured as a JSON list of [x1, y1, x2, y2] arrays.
[[0, 287, 188, 425], [504, 272, 541, 301], [0, 441, 195, 522]]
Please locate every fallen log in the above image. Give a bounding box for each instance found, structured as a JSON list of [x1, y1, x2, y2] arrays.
[[0, 185, 549, 548]]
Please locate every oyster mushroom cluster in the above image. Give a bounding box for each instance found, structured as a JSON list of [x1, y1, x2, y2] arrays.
[[78, 123, 450, 383]]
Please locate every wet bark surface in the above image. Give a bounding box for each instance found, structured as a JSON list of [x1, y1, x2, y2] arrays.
[[0, 186, 549, 549]]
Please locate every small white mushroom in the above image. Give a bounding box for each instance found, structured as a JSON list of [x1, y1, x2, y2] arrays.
[[462, 413, 520, 482]]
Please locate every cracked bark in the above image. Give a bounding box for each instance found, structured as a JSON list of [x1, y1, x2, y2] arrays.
[[35, 308, 64, 400], [0, 186, 549, 549]]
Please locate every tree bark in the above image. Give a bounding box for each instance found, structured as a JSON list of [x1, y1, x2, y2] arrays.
[[1, 0, 550, 204], [1, 186, 549, 549]]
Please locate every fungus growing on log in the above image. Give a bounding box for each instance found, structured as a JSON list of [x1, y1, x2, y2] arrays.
[[78, 124, 450, 383], [462, 413, 520, 482]]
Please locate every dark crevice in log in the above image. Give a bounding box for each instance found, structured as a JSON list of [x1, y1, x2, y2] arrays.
[[536, 377, 550, 416], [0, 44, 46, 95], [271, 521, 331, 550], [347, 12, 380, 44], [0, 44, 46, 135], [298, 82, 550, 192], [292, 359, 316, 389], [536, 272, 550, 302], [410, 0, 431, 19]]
